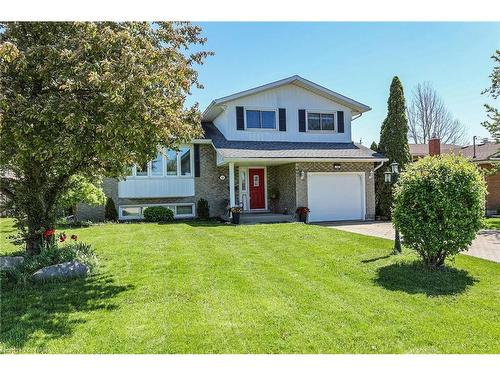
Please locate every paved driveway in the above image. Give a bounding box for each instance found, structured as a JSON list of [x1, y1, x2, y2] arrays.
[[319, 221, 500, 263]]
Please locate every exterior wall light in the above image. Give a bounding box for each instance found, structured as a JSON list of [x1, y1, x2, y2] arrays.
[[300, 170, 305, 180], [333, 163, 341, 170]]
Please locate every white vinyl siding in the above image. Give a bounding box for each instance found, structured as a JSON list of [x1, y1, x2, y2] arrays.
[[212, 84, 352, 143]]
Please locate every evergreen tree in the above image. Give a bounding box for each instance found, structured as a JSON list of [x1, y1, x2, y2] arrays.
[[375, 76, 411, 218], [370, 141, 378, 151], [105, 197, 118, 222]]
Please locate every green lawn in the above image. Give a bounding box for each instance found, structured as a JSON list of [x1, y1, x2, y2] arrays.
[[1, 218, 499, 354], [484, 217, 500, 230]]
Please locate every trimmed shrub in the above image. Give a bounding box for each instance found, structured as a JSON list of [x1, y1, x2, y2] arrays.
[[392, 155, 487, 268], [143, 206, 174, 222], [197, 198, 210, 220], [104, 197, 118, 221]]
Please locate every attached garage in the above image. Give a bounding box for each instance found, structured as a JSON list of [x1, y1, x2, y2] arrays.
[[307, 172, 366, 222]]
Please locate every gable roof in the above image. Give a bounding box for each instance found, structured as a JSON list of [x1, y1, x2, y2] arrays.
[[202, 75, 371, 122], [202, 122, 386, 162]]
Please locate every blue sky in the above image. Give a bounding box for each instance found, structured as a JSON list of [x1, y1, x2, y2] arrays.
[[186, 22, 499, 146]]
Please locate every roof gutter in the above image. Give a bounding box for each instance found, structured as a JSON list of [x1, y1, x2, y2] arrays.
[[217, 157, 389, 166]]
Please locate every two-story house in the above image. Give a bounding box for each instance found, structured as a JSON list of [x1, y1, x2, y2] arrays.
[[77, 75, 387, 223]]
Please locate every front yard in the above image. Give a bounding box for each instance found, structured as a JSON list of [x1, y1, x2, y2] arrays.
[[484, 217, 500, 230], [1, 218, 499, 354]]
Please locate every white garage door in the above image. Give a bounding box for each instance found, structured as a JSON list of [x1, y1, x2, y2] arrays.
[[307, 173, 365, 222]]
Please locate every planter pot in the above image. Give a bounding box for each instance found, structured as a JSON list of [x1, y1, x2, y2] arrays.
[[231, 212, 240, 225]]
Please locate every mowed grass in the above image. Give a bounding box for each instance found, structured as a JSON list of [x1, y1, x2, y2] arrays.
[[484, 217, 500, 230], [0, 218, 499, 354]]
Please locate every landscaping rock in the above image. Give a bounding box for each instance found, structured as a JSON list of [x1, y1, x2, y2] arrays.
[[32, 260, 89, 282], [0, 256, 24, 271]]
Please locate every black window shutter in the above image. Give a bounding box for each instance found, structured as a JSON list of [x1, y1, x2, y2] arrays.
[[194, 144, 201, 177], [337, 111, 344, 133], [278, 108, 286, 131], [236, 106, 244, 130], [298, 109, 306, 132]]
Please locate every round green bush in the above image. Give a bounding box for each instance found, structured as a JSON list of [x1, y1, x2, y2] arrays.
[[392, 155, 486, 268], [143, 206, 174, 222]]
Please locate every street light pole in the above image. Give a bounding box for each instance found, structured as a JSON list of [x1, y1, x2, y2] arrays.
[[384, 162, 402, 253]]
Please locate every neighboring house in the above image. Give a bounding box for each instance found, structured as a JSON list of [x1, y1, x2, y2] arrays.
[[77, 75, 387, 223], [409, 137, 500, 214]]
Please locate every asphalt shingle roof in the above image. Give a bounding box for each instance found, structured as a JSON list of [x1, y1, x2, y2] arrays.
[[201, 122, 386, 160], [409, 142, 500, 162]]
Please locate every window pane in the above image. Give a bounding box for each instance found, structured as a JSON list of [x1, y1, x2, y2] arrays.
[[261, 111, 276, 129], [151, 152, 163, 176], [176, 205, 193, 215], [122, 207, 141, 217], [179, 147, 191, 176], [321, 114, 334, 131], [307, 113, 321, 130], [166, 149, 178, 176], [241, 171, 247, 191], [136, 162, 148, 176], [246, 110, 261, 128]]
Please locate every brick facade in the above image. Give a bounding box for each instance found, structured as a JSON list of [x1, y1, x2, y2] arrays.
[[77, 145, 376, 221], [481, 164, 500, 213]]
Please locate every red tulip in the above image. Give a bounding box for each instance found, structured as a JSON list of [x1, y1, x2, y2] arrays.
[[43, 228, 55, 239], [71, 234, 78, 241]]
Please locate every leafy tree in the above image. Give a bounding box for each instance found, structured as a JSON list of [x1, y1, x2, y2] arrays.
[[58, 175, 106, 213], [0, 22, 211, 254], [375, 77, 411, 218], [481, 50, 499, 142], [392, 155, 486, 268], [104, 197, 118, 222], [370, 141, 378, 152]]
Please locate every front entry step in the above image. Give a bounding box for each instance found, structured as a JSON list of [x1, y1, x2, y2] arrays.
[[240, 213, 296, 224]]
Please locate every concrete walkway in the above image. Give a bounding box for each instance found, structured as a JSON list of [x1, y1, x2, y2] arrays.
[[319, 221, 500, 263]]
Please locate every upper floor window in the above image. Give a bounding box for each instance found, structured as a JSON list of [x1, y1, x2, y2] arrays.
[[136, 162, 148, 177], [128, 146, 193, 178], [307, 112, 335, 131], [246, 110, 276, 129]]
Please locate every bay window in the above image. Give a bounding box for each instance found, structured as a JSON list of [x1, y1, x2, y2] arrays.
[[129, 146, 193, 178], [166, 149, 178, 176], [151, 152, 163, 176]]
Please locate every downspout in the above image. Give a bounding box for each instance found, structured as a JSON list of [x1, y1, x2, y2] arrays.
[[373, 160, 385, 172], [352, 113, 362, 121], [370, 160, 385, 180]]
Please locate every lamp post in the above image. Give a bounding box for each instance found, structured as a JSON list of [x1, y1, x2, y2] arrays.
[[384, 162, 402, 253]]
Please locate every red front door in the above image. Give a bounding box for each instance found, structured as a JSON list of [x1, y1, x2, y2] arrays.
[[249, 168, 265, 209]]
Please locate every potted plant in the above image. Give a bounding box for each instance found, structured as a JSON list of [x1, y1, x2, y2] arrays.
[[230, 206, 242, 224], [296, 207, 310, 223]]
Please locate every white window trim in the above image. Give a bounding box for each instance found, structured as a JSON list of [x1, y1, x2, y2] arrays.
[[127, 145, 194, 179], [119, 203, 195, 220], [244, 107, 278, 131], [306, 110, 337, 133]]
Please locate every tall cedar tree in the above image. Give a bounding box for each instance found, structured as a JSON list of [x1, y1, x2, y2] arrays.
[[0, 22, 212, 253], [376, 77, 411, 218]]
